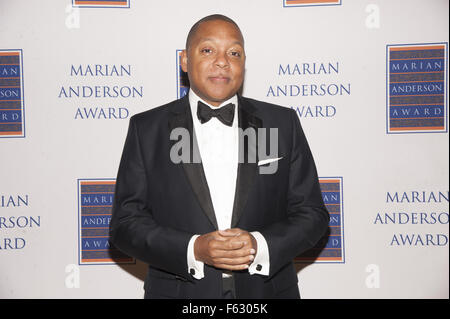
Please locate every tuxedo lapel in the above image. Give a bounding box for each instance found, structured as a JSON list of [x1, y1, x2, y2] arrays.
[[168, 96, 218, 230], [231, 96, 263, 228], [168, 95, 262, 230]]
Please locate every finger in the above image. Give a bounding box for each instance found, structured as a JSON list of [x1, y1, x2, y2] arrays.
[[223, 229, 250, 239], [211, 239, 246, 251], [228, 234, 251, 244], [210, 247, 255, 259], [214, 263, 250, 271], [213, 255, 254, 266], [218, 229, 242, 237], [208, 231, 231, 241], [226, 234, 257, 250]]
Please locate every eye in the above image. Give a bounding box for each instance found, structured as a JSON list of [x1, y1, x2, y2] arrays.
[[200, 48, 213, 54], [230, 51, 242, 58]]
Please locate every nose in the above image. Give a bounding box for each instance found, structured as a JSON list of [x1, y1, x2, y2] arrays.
[[214, 51, 229, 68]]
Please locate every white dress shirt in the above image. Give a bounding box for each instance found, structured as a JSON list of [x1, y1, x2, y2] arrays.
[[186, 89, 270, 279]]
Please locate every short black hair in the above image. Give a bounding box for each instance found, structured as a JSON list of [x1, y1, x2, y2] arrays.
[[185, 14, 244, 50]]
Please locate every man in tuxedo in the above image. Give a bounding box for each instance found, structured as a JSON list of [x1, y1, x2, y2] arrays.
[[109, 14, 329, 299]]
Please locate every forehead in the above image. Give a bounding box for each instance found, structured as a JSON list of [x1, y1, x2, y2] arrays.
[[191, 20, 244, 46]]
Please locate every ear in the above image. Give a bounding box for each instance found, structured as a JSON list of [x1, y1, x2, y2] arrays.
[[180, 50, 188, 73]]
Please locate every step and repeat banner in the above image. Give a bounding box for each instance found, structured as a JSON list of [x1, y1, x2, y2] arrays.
[[0, 0, 448, 299]]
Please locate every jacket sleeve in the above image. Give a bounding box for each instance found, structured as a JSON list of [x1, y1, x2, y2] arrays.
[[109, 115, 194, 279], [260, 109, 330, 278]]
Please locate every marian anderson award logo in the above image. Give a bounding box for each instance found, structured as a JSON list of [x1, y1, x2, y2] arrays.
[[77, 179, 134, 265], [0, 49, 25, 138], [296, 177, 345, 263], [283, 0, 341, 8], [387, 43, 448, 134], [72, 0, 130, 8], [176, 50, 189, 99]]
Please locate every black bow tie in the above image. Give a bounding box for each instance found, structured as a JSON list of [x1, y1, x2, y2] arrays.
[[197, 101, 235, 126]]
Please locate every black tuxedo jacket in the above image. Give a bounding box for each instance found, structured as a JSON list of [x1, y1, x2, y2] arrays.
[[109, 95, 329, 299]]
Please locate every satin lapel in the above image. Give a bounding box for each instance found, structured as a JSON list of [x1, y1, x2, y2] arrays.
[[231, 96, 263, 228], [168, 96, 218, 230]]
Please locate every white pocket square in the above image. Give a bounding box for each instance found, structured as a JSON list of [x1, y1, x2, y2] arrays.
[[257, 157, 283, 166]]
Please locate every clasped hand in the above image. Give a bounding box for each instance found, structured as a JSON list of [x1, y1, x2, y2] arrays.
[[194, 228, 257, 271]]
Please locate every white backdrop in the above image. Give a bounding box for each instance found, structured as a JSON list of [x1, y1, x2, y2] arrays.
[[0, 0, 448, 299]]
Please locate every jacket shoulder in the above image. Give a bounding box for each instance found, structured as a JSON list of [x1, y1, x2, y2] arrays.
[[241, 96, 294, 115], [241, 96, 295, 123], [129, 98, 180, 125]]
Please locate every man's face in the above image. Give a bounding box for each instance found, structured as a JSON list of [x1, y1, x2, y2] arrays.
[[181, 20, 245, 106]]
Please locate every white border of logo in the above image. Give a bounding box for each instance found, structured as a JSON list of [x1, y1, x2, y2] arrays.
[[0, 49, 26, 139], [386, 42, 448, 134]]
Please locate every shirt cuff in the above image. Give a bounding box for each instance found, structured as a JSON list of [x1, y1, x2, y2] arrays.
[[187, 234, 205, 279], [248, 231, 270, 276]]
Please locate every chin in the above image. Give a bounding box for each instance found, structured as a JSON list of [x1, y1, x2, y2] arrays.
[[206, 90, 235, 102], [209, 96, 233, 105]]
